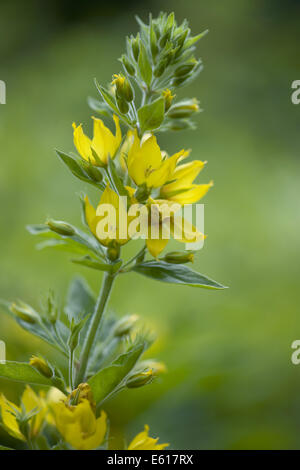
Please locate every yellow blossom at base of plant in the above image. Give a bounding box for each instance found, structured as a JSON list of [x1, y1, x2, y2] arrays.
[[128, 425, 169, 450]]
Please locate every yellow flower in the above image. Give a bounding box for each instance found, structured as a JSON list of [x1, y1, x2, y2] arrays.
[[0, 386, 47, 440], [160, 160, 213, 204], [84, 185, 131, 247], [52, 399, 107, 450], [145, 198, 204, 257], [72, 115, 121, 166], [127, 130, 213, 205], [127, 131, 188, 189], [128, 425, 169, 450]]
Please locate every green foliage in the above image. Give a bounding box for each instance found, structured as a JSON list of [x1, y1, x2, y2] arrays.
[[133, 260, 226, 289], [0, 362, 54, 386], [91, 12, 206, 134], [88, 342, 146, 406]]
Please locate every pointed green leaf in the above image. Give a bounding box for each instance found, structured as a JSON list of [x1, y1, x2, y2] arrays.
[[65, 277, 95, 320], [133, 261, 227, 289], [138, 42, 152, 87], [0, 362, 53, 386], [56, 150, 105, 190], [89, 344, 145, 405], [71, 256, 112, 272], [138, 97, 165, 132]]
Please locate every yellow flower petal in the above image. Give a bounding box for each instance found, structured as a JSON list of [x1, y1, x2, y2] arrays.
[[171, 216, 204, 243], [21, 386, 47, 437], [0, 394, 25, 441], [84, 195, 97, 236], [52, 400, 107, 450], [147, 150, 187, 188], [128, 132, 162, 186], [162, 160, 206, 194], [167, 182, 213, 204], [72, 123, 93, 163], [146, 237, 169, 257], [128, 425, 169, 450]]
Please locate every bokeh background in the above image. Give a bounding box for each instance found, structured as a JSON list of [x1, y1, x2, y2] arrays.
[[1, 0, 300, 450]]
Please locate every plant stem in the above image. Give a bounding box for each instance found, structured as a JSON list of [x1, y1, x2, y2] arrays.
[[69, 349, 74, 390], [75, 271, 115, 385]]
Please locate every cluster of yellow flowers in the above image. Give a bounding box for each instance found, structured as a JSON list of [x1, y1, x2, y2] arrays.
[[73, 114, 212, 257], [0, 384, 168, 450], [0, 13, 222, 451]]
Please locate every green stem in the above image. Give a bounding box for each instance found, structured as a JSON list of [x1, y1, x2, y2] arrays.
[[69, 349, 74, 390], [75, 271, 115, 385]]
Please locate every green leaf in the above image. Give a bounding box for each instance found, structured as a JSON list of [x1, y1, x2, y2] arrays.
[[94, 80, 132, 128], [0, 445, 13, 450], [71, 256, 112, 272], [138, 97, 165, 132], [27, 223, 105, 260], [133, 261, 227, 289], [138, 42, 152, 87], [87, 96, 111, 117], [0, 362, 53, 386], [0, 299, 69, 356], [65, 277, 95, 320], [88, 343, 145, 405], [107, 157, 129, 198], [55, 150, 105, 190]]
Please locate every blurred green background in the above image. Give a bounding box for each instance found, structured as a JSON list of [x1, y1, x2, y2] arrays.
[[1, 0, 300, 450]]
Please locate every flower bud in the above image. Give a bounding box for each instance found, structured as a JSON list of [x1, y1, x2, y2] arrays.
[[126, 369, 153, 388], [113, 314, 139, 337], [29, 355, 53, 378], [10, 301, 40, 324], [120, 54, 135, 76], [175, 30, 188, 50], [163, 251, 194, 264], [131, 34, 140, 62], [81, 161, 104, 182], [112, 74, 134, 103], [154, 59, 167, 78], [168, 99, 199, 119], [117, 97, 129, 114], [68, 383, 96, 412], [107, 241, 120, 262], [47, 220, 75, 236], [162, 89, 175, 112], [134, 184, 150, 204], [174, 60, 197, 77]]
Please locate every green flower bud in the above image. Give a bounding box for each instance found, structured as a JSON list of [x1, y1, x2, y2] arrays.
[[126, 368, 153, 388], [162, 89, 175, 111], [112, 74, 134, 103], [81, 161, 104, 182], [150, 28, 158, 59], [132, 34, 140, 62], [134, 184, 150, 204], [174, 61, 197, 77], [117, 97, 129, 114], [107, 241, 120, 262], [121, 54, 135, 76], [171, 75, 191, 87], [10, 301, 40, 324], [47, 220, 75, 236], [154, 59, 167, 78], [175, 29, 189, 49], [163, 251, 194, 264], [29, 355, 53, 378], [113, 314, 139, 337]]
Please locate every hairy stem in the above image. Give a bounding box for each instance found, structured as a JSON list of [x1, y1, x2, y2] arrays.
[[75, 271, 115, 385]]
